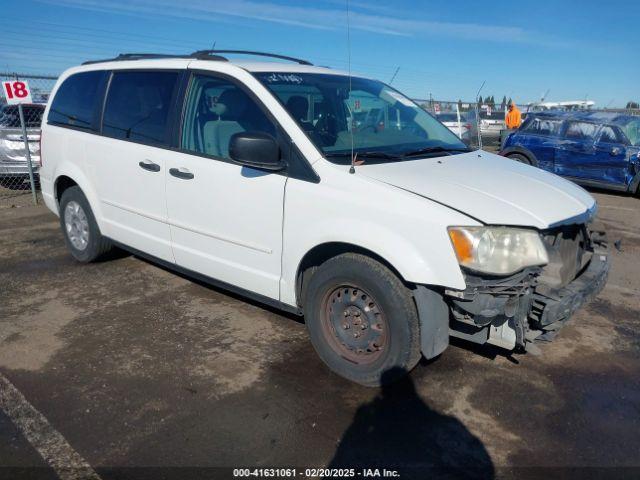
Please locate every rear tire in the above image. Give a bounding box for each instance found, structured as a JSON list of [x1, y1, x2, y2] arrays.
[[508, 153, 532, 165], [59, 186, 112, 262], [303, 253, 421, 387]]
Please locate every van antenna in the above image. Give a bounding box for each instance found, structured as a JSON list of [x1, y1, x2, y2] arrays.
[[346, 0, 356, 174]]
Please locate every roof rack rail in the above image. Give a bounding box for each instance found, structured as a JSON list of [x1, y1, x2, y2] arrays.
[[81, 50, 311, 66], [190, 50, 313, 66], [82, 53, 183, 65], [82, 52, 228, 65]]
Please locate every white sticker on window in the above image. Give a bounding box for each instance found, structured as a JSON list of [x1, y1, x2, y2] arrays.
[[264, 73, 303, 84]]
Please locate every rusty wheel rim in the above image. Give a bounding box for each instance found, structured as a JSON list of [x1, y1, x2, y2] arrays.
[[320, 285, 388, 365]]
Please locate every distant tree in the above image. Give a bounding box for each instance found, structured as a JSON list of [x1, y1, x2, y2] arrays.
[[457, 99, 463, 111], [507, 97, 512, 106], [477, 95, 483, 107], [626, 101, 639, 109], [501, 96, 507, 109]]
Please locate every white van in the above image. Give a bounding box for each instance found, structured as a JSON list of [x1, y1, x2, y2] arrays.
[[40, 51, 610, 386]]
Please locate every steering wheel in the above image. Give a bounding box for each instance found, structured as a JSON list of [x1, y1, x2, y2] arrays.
[[356, 123, 376, 134], [313, 113, 338, 145]]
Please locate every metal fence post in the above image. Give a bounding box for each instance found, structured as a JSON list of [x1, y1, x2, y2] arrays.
[[475, 102, 483, 150], [17, 103, 38, 205]]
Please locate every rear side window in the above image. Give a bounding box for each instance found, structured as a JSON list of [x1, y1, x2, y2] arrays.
[[598, 126, 620, 144], [522, 117, 562, 136], [48, 71, 106, 130], [102, 71, 179, 147], [564, 121, 597, 141]]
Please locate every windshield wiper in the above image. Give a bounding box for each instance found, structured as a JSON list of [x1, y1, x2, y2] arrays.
[[324, 151, 403, 160], [401, 146, 470, 158]]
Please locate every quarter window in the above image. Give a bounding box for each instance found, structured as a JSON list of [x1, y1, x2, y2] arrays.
[[48, 71, 106, 131], [102, 71, 178, 146], [564, 122, 597, 141], [181, 74, 275, 160]]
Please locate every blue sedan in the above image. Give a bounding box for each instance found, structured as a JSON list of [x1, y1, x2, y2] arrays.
[[500, 111, 640, 194]]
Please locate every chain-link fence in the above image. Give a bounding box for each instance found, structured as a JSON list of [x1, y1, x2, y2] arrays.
[[0, 73, 57, 207]]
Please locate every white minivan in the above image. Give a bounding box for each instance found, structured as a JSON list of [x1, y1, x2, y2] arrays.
[[40, 51, 610, 386]]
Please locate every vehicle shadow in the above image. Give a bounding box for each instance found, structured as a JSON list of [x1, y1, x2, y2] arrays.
[[328, 367, 495, 479]]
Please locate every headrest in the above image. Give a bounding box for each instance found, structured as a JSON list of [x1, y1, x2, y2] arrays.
[[217, 89, 249, 120], [286, 95, 309, 121]]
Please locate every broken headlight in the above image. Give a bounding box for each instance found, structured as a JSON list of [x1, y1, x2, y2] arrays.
[[448, 226, 548, 276]]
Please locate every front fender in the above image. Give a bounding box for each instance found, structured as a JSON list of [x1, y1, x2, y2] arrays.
[[279, 170, 475, 306], [280, 216, 466, 306]]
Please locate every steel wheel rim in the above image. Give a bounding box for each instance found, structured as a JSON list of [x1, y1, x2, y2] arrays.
[[64, 201, 90, 251], [321, 285, 388, 365]]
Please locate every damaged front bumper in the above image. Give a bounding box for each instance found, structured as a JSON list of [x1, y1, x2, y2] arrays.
[[445, 227, 611, 352]]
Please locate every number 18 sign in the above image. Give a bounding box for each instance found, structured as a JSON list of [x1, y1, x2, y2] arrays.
[[2, 80, 33, 105]]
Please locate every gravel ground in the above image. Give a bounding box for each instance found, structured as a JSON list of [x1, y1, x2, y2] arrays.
[[0, 189, 638, 479]]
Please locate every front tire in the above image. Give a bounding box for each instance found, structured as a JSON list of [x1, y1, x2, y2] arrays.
[[508, 153, 532, 165], [303, 253, 421, 386], [59, 186, 112, 262]]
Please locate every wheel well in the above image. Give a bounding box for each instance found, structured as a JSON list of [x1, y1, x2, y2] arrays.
[[55, 176, 78, 205], [505, 148, 537, 166], [295, 242, 409, 308], [506, 151, 530, 161]]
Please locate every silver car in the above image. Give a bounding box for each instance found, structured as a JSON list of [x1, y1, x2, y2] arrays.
[[436, 112, 471, 143], [466, 110, 506, 146], [0, 103, 44, 185]]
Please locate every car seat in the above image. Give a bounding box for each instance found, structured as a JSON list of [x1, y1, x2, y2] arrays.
[[202, 89, 248, 158]]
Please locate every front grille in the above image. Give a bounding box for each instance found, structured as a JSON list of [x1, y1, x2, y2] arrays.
[[539, 224, 589, 288]]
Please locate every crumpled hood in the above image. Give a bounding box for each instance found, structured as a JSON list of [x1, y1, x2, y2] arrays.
[[359, 150, 596, 229]]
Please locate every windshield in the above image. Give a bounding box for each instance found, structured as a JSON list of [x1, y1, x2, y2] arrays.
[[255, 72, 467, 163], [620, 119, 640, 146]]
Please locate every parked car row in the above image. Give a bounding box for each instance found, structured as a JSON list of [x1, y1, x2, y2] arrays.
[[436, 110, 506, 146]]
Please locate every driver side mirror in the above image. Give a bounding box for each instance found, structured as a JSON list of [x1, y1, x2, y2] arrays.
[[229, 132, 285, 171]]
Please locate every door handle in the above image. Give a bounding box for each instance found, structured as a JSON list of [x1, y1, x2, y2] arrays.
[[169, 167, 194, 180], [610, 147, 621, 156], [139, 160, 160, 172]]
